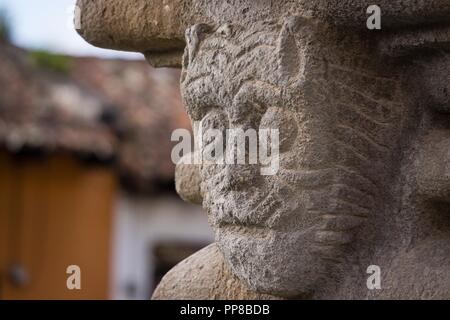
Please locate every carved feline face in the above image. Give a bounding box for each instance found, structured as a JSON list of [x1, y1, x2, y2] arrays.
[[181, 19, 404, 297]]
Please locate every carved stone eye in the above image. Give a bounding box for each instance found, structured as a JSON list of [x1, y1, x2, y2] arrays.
[[201, 110, 227, 129], [260, 107, 298, 153], [216, 24, 233, 38]]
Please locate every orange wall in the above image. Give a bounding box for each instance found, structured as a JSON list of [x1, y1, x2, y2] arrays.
[[0, 151, 117, 299]]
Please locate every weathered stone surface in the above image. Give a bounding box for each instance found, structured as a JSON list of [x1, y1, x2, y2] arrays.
[[76, 0, 450, 67], [76, 0, 186, 51], [175, 152, 202, 205], [418, 130, 450, 201], [378, 25, 450, 58], [153, 243, 280, 299], [77, 0, 450, 300]]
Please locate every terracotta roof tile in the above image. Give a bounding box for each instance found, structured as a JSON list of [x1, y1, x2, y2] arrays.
[[0, 43, 190, 191]]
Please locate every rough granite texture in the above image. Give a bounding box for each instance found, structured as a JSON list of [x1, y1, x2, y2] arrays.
[[77, 0, 450, 299], [153, 243, 280, 300], [76, 0, 450, 67], [175, 152, 202, 205]]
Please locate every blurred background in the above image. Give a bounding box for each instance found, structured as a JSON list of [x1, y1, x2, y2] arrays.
[[0, 0, 213, 299]]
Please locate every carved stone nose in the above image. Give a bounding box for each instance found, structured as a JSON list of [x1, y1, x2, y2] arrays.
[[222, 164, 261, 191], [175, 152, 202, 204]]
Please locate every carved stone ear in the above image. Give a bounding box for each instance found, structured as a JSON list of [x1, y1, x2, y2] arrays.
[[278, 17, 305, 81], [278, 17, 322, 84], [277, 17, 333, 86], [175, 152, 203, 205], [417, 130, 450, 202]]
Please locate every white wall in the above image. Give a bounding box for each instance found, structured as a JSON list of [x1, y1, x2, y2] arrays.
[[110, 193, 214, 300]]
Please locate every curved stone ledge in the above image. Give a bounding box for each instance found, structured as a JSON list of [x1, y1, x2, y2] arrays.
[[76, 0, 450, 66]]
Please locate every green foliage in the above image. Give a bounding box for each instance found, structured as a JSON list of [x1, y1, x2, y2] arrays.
[[0, 9, 11, 41], [30, 50, 73, 74]]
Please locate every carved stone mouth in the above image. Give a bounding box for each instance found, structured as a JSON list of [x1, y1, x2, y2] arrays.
[[206, 164, 376, 235], [207, 188, 275, 228], [206, 167, 307, 229], [206, 178, 305, 231]]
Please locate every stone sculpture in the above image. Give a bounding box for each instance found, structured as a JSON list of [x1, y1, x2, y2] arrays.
[[76, 0, 450, 299]]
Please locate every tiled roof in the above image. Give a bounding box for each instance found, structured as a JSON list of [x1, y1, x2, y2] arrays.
[[0, 42, 190, 191]]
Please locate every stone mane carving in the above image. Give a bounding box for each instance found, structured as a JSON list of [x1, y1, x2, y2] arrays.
[[76, 1, 450, 299]]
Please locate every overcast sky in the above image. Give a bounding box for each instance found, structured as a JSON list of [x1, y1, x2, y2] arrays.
[[0, 0, 142, 59]]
